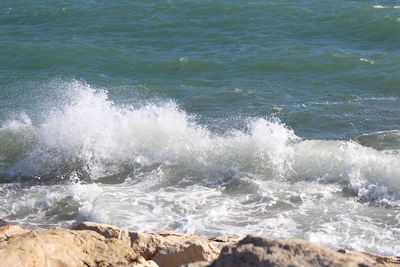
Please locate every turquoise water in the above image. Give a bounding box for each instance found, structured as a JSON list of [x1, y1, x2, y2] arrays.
[[1, 0, 400, 255], [2, 0, 400, 138]]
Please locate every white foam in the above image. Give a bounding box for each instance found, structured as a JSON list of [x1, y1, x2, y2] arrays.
[[360, 58, 375, 64], [6, 80, 400, 204], [292, 140, 400, 203], [0, 113, 32, 131], [69, 180, 105, 222], [2, 81, 400, 255]]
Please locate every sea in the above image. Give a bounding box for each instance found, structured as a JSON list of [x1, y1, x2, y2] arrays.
[[1, 0, 400, 256]]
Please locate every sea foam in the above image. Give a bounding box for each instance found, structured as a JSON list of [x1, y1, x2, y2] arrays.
[[3, 80, 400, 205], [1, 80, 400, 255]]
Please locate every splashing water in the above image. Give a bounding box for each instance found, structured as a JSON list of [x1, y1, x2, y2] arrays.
[[0, 81, 400, 255]]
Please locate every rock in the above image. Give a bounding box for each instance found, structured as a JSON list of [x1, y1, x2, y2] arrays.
[[73, 223, 240, 267], [130, 231, 174, 259], [135, 257, 160, 267], [0, 226, 140, 267], [0, 224, 29, 242], [130, 230, 241, 267], [1, 222, 398, 267], [73, 221, 131, 246], [152, 239, 218, 267], [337, 249, 400, 266], [209, 235, 396, 267]]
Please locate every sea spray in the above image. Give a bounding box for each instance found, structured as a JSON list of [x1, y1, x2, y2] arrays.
[[2, 81, 400, 203], [0, 81, 399, 255]]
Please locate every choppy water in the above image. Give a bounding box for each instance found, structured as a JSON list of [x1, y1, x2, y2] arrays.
[[1, 0, 400, 256]]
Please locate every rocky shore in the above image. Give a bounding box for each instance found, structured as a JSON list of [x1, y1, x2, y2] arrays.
[[0, 220, 399, 267]]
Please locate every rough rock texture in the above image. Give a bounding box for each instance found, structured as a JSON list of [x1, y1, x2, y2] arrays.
[[130, 230, 241, 267], [209, 235, 400, 267], [0, 224, 140, 267], [1, 221, 399, 267], [0, 224, 29, 242], [338, 249, 400, 266], [73, 222, 240, 267], [73, 221, 131, 246]]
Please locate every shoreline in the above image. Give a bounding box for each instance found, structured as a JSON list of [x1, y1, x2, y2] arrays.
[[0, 220, 399, 267]]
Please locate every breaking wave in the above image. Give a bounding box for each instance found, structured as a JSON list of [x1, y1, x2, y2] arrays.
[[0, 81, 399, 205]]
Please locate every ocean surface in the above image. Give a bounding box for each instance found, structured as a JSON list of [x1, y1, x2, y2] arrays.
[[1, 0, 400, 256]]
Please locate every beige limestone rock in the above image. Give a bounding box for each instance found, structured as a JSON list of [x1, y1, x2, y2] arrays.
[[337, 249, 400, 266], [0, 224, 29, 243], [72, 223, 233, 267], [2, 222, 398, 267], [73, 221, 131, 246], [209, 235, 399, 267], [72, 223, 242, 266], [0, 226, 139, 267], [130, 230, 241, 267], [153, 239, 217, 267], [73, 223, 239, 267]]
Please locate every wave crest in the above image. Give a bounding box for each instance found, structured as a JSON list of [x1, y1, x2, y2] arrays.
[[3, 81, 400, 205]]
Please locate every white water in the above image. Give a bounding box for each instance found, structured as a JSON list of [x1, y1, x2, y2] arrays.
[[1, 81, 400, 255]]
